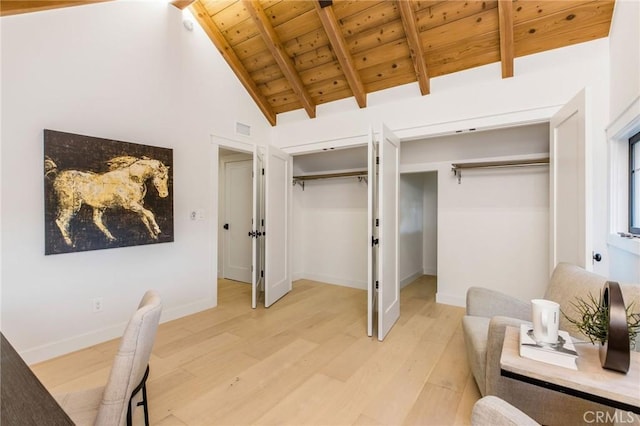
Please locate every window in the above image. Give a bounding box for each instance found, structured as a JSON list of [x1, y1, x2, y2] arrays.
[[631, 131, 640, 235]]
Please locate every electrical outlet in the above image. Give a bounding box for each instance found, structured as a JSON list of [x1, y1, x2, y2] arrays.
[[92, 297, 103, 313]]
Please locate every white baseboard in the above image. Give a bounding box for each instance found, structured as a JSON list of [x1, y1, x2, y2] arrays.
[[298, 273, 366, 290], [292, 271, 304, 282], [422, 267, 437, 276], [435, 292, 466, 308], [22, 297, 216, 365], [400, 270, 424, 288]]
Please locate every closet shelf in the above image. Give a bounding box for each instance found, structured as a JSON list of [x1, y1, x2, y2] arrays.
[[451, 157, 549, 184], [292, 170, 368, 190]]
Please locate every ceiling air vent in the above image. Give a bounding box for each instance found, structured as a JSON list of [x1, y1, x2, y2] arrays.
[[235, 122, 251, 137]]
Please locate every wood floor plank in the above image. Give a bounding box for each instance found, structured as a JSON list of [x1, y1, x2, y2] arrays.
[[401, 383, 462, 426], [426, 328, 471, 393], [310, 314, 437, 425], [172, 338, 318, 424], [32, 346, 111, 389], [361, 324, 446, 425], [33, 276, 479, 426], [149, 352, 260, 424], [253, 373, 344, 425], [453, 373, 483, 426]]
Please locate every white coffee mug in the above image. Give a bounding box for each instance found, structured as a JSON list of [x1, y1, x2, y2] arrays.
[[531, 299, 560, 344]]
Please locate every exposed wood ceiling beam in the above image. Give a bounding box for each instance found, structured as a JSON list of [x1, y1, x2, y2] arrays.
[[498, 0, 514, 78], [397, 0, 430, 96], [243, 0, 316, 119], [170, 0, 195, 10], [190, 1, 277, 126], [314, 1, 366, 108], [0, 0, 109, 17]]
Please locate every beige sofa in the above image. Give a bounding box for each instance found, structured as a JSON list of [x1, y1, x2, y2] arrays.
[[462, 262, 640, 426]]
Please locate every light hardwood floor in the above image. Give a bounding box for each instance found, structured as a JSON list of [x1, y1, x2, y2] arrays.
[[33, 276, 481, 425]]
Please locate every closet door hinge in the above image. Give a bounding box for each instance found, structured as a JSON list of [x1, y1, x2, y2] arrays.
[[376, 156, 379, 165], [262, 168, 265, 175], [375, 281, 379, 290], [371, 236, 379, 246], [261, 270, 264, 278], [376, 218, 379, 227]]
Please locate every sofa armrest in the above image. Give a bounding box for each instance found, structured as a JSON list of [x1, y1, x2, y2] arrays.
[[466, 287, 532, 321], [471, 396, 540, 426], [484, 316, 532, 396]]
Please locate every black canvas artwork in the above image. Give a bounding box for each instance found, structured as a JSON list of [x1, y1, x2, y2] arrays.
[[44, 129, 174, 255]]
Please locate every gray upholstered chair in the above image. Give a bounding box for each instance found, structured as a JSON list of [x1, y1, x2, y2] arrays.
[[463, 263, 640, 425], [471, 396, 539, 426], [55, 290, 162, 426]]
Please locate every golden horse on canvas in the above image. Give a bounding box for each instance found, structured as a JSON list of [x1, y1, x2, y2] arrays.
[[45, 155, 170, 247]]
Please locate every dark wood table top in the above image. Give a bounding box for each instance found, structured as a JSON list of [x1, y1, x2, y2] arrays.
[[1, 332, 73, 425]]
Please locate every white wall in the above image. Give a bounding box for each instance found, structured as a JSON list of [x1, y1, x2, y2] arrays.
[[0, 2, 271, 362], [607, 0, 640, 283], [292, 158, 426, 290], [275, 38, 612, 303], [422, 172, 438, 275], [609, 0, 640, 115], [399, 173, 424, 287], [292, 178, 368, 288], [402, 125, 550, 305]]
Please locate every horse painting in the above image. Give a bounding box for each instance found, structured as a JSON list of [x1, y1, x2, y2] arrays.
[[45, 155, 170, 248]]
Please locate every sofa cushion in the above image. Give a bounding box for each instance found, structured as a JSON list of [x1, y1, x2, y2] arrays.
[[462, 315, 491, 395]]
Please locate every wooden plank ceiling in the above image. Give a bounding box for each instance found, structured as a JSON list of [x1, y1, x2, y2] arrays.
[[0, 0, 109, 16], [191, 0, 615, 125], [1, 0, 615, 126]]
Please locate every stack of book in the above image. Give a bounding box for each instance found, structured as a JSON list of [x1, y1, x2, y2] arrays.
[[519, 324, 579, 370]]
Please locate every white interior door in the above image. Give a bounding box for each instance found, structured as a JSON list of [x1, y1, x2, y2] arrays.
[[251, 147, 265, 308], [367, 127, 377, 337], [377, 124, 400, 341], [550, 88, 591, 272], [264, 145, 292, 307], [224, 159, 253, 283]]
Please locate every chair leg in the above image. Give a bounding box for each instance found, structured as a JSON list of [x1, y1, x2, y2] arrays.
[[139, 381, 149, 426], [127, 365, 150, 426]]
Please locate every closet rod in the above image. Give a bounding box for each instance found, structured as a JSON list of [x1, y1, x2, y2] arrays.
[[293, 170, 367, 181], [292, 170, 368, 190], [452, 157, 549, 184]]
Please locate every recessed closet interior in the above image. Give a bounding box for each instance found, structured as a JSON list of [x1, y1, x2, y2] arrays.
[[400, 123, 551, 304], [290, 123, 551, 305], [292, 146, 369, 289]]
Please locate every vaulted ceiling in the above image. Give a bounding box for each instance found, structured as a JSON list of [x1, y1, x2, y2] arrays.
[[190, 0, 615, 125], [2, 0, 615, 126]]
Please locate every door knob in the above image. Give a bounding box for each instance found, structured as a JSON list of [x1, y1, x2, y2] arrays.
[[593, 252, 602, 262]]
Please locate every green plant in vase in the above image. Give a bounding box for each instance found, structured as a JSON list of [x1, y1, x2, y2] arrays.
[[563, 292, 640, 348]]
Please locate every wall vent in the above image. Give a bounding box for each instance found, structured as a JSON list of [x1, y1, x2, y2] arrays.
[[236, 122, 251, 137]]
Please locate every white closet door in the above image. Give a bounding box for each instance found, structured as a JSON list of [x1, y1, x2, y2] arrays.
[[550, 88, 592, 272], [251, 146, 265, 309], [367, 127, 377, 337], [264, 145, 292, 307], [224, 159, 253, 283], [377, 124, 400, 341]]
